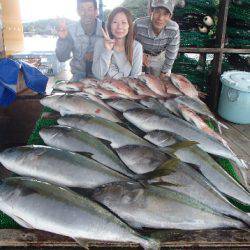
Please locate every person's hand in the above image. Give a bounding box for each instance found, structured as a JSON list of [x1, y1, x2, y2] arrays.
[[102, 28, 115, 51], [143, 53, 150, 67], [84, 52, 93, 61], [57, 19, 68, 39]]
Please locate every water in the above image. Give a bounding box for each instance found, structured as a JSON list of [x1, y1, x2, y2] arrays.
[[23, 35, 57, 52]]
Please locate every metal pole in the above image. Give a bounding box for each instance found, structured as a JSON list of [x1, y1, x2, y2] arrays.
[[99, 0, 104, 21]]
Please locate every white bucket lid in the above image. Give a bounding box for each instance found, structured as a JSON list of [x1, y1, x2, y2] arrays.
[[221, 70, 250, 93]]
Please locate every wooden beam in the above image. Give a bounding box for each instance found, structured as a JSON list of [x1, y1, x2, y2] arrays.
[[0, 229, 250, 249], [179, 48, 250, 54], [209, 0, 230, 111]]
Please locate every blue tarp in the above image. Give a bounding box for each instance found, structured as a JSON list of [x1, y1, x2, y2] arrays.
[[0, 58, 48, 107]]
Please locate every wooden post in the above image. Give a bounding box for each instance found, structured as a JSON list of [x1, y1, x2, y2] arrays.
[[0, 1, 5, 58], [0, 0, 24, 56], [210, 0, 230, 111]]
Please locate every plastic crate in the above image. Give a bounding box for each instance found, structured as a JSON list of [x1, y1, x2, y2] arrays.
[[11, 51, 65, 77]]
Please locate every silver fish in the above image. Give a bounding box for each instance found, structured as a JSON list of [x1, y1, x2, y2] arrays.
[[0, 146, 130, 189], [115, 145, 173, 174], [107, 99, 145, 112], [58, 115, 151, 149], [92, 182, 246, 230], [39, 126, 133, 176], [40, 94, 120, 122], [0, 177, 160, 249], [145, 130, 250, 205], [123, 109, 247, 169]]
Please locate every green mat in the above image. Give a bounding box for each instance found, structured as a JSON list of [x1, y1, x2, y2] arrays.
[[1, 106, 250, 229]]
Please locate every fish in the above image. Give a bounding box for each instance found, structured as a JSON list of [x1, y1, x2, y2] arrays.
[[140, 98, 171, 117], [121, 77, 159, 97], [52, 81, 83, 93], [179, 105, 229, 147], [58, 115, 152, 149], [40, 94, 121, 122], [175, 95, 228, 133], [115, 145, 176, 174], [92, 181, 246, 230], [160, 76, 183, 96], [107, 99, 145, 112], [123, 109, 248, 170], [144, 130, 185, 147], [150, 164, 250, 226], [170, 74, 199, 99], [144, 130, 250, 205], [39, 126, 133, 176], [138, 74, 167, 97], [52, 78, 98, 93], [101, 78, 140, 99], [160, 98, 181, 116], [84, 86, 127, 99], [0, 145, 130, 189], [0, 177, 160, 249]]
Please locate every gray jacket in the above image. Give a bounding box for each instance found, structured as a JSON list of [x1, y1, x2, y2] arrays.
[[55, 19, 103, 81]]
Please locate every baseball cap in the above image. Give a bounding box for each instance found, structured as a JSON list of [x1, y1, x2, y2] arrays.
[[151, 0, 174, 15]]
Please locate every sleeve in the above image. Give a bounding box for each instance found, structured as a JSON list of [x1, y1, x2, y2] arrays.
[[92, 38, 113, 80], [55, 35, 74, 62], [162, 28, 180, 74], [130, 42, 143, 78]]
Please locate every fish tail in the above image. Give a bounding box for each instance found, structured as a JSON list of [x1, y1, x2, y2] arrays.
[[216, 120, 229, 134], [140, 236, 161, 250]]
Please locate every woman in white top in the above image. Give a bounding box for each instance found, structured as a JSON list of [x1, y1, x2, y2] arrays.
[[92, 7, 143, 80]]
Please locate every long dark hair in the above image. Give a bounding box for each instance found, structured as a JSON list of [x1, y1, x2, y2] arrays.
[[107, 7, 134, 65]]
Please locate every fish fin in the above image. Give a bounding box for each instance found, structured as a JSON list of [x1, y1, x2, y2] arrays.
[[99, 138, 113, 148], [77, 152, 94, 159], [74, 238, 89, 249], [151, 181, 182, 187], [140, 236, 161, 250], [170, 141, 198, 151], [137, 159, 180, 180]]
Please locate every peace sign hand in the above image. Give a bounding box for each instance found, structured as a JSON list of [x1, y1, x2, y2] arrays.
[[102, 28, 115, 51]]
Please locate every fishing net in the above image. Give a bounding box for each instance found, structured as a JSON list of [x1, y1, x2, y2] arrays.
[[228, 4, 250, 23], [227, 27, 250, 39], [174, 3, 216, 18], [180, 32, 214, 47], [226, 38, 250, 48]]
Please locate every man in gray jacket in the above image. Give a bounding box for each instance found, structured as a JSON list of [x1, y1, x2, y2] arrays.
[[56, 0, 103, 81], [134, 0, 180, 77]]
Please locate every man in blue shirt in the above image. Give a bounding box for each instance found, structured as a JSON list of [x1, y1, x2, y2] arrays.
[[56, 0, 103, 81]]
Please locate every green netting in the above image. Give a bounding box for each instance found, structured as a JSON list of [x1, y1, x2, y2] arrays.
[[181, 31, 214, 47], [229, 4, 250, 22], [186, 0, 219, 10], [227, 38, 250, 48], [227, 27, 250, 39], [174, 4, 216, 17]]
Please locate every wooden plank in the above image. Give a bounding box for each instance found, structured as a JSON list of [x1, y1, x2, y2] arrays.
[[0, 229, 249, 249], [179, 48, 250, 54]]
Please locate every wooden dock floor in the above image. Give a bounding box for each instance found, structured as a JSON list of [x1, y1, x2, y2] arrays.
[[220, 121, 250, 185]]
